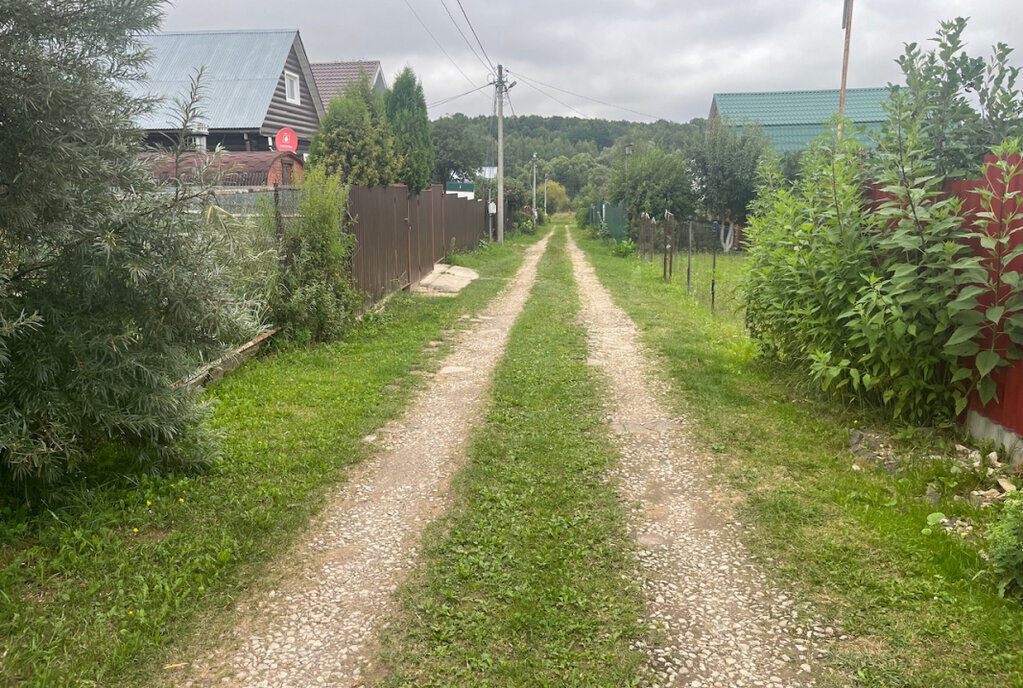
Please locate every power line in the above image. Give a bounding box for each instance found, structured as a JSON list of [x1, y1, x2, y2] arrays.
[[427, 83, 492, 109], [515, 75, 588, 118], [439, 0, 491, 74], [402, 0, 488, 98], [455, 0, 496, 72], [510, 70, 665, 121]]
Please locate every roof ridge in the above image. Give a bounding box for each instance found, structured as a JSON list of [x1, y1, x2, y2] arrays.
[[714, 86, 890, 97], [148, 29, 298, 36]]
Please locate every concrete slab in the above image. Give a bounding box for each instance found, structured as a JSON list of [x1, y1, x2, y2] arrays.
[[414, 264, 479, 296]]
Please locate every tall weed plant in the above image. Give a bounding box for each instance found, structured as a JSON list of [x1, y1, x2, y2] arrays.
[[270, 168, 360, 343], [744, 18, 1023, 425]]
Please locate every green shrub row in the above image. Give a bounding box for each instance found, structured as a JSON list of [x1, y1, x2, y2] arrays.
[[744, 18, 1023, 424]]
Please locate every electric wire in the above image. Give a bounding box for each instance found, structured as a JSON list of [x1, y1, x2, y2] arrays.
[[510, 70, 664, 121], [515, 75, 588, 118], [402, 0, 488, 98], [439, 0, 491, 75], [427, 83, 492, 109], [455, 0, 496, 72]]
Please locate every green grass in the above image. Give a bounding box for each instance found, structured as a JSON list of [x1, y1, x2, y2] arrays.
[[0, 235, 537, 688], [382, 224, 645, 687], [574, 225, 1023, 688]]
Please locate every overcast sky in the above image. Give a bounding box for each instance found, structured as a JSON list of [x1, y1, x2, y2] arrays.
[[160, 0, 1023, 123]]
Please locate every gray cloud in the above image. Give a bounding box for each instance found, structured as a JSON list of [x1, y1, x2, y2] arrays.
[[160, 0, 1023, 122]]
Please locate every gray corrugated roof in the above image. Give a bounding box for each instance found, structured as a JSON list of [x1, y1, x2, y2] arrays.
[[132, 30, 299, 130]]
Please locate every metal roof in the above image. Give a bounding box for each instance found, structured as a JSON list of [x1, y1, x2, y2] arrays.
[[132, 30, 300, 130], [310, 61, 386, 111], [710, 87, 890, 151]]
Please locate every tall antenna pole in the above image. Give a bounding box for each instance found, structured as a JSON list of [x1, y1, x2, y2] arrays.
[[496, 65, 505, 243], [837, 0, 854, 140], [544, 172, 549, 215]]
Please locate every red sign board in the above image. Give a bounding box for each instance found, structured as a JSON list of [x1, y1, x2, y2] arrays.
[[275, 127, 298, 153]]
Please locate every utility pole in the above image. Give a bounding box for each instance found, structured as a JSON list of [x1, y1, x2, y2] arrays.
[[531, 152, 537, 228], [543, 172, 549, 215], [496, 65, 505, 243], [837, 0, 854, 140], [494, 65, 514, 243]]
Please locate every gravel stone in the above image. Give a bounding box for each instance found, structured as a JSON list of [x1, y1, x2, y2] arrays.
[[567, 231, 819, 688]]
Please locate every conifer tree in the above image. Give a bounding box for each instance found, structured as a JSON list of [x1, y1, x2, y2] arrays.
[[0, 0, 260, 483], [385, 67, 434, 192]]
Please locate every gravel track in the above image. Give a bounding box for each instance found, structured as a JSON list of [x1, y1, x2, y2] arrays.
[[179, 235, 550, 688], [567, 230, 822, 688]]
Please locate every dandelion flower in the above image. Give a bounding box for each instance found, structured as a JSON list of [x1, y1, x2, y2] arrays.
[[146, 500, 152, 507], [178, 498, 184, 503], [129, 610, 134, 615], [133, 528, 139, 533]]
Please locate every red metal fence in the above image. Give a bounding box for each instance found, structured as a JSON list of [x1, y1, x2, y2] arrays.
[[348, 184, 485, 301], [950, 157, 1023, 441]]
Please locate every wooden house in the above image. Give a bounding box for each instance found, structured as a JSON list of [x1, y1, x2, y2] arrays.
[[134, 30, 324, 154]]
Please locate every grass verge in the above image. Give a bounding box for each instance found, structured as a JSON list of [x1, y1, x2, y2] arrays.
[[0, 235, 536, 688], [574, 225, 1023, 688], [382, 225, 645, 686]]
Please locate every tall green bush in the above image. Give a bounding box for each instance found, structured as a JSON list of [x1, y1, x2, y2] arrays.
[[270, 168, 359, 343], [0, 0, 262, 484], [744, 18, 1023, 424]]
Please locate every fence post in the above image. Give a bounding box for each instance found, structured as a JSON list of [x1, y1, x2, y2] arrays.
[[687, 220, 693, 294], [662, 239, 668, 282], [711, 222, 718, 313], [272, 183, 284, 241], [405, 192, 412, 290]]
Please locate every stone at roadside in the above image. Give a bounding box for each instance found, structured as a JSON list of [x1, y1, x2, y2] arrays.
[[997, 478, 1018, 493], [923, 483, 941, 506], [970, 489, 1005, 508]]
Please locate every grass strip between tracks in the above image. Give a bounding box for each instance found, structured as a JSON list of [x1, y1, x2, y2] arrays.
[[383, 225, 645, 687]]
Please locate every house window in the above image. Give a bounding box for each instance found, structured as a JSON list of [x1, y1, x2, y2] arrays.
[[284, 71, 300, 105]]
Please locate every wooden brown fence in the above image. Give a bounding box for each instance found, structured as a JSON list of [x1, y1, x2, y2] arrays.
[[348, 184, 486, 301], [213, 183, 486, 304]]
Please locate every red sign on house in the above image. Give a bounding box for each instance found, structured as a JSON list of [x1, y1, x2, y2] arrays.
[[275, 127, 298, 153]]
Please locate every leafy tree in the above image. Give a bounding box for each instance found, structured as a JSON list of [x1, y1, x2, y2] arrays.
[[543, 180, 571, 213], [690, 117, 767, 225], [310, 74, 396, 186], [606, 148, 697, 221], [431, 113, 486, 182], [386, 67, 434, 192], [0, 0, 261, 483]]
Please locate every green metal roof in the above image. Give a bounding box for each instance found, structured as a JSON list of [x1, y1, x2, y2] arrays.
[[711, 87, 890, 151]]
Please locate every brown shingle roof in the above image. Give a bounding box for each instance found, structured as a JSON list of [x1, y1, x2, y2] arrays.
[[310, 61, 385, 110], [142, 151, 304, 186]]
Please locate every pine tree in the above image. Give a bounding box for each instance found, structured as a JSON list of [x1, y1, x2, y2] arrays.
[[0, 0, 261, 484], [309, 74, 396, 186], [386, 67, 434, 192]]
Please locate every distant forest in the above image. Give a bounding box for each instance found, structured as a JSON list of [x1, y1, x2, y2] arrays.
[[430, 113, 707, 200]]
